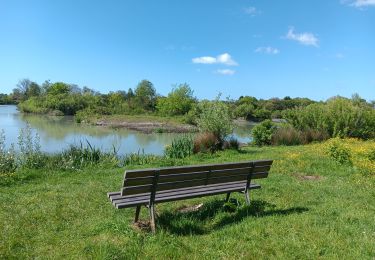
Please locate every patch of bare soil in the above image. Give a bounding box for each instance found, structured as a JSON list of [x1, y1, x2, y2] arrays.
[[132, 220, 151, 232]]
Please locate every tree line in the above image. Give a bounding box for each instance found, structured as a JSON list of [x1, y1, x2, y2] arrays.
[[1, 78, 326, 122]]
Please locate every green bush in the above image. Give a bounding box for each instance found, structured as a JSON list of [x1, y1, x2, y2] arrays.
[[56, 141, 119, 170], [283, 96, 375, 140], [196, 98, 234, 144], [156, 84, 196, 116], [0, 130, 17, 174], [165, 135, 194, 159], [327, 139, 352, 165], [251, 120, 276, 146], [17, 125, 45, 169]]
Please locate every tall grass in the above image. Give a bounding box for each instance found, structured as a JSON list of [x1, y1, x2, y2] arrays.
[[123, 149, 160, 166], [271, 126, 329, 146], [165, 135, 194, 159]]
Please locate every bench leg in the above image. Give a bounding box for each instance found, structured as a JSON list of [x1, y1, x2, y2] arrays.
[[134, 205, 141, 223], [245, 190, 251, 206], [149, 203, 156, 234], [225, 192, 231, 202]]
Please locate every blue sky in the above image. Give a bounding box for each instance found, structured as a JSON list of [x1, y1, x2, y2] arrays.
[[0, 0, 374, 101]]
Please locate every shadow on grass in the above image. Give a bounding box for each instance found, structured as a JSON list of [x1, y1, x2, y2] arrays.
[[157, 199, 308, 236]]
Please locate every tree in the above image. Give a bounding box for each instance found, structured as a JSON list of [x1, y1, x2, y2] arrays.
[[26, 82, 41, 97], [134, 80, 156, 110], [196, 97, 234, 145], [127, 88, 134, 99], [156, 83, 196, 116], [234, 103, 254, 120], [47, 82, 71, 95]]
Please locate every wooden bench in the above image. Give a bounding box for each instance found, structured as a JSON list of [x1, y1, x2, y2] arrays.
[[108, 159, 273, 233]]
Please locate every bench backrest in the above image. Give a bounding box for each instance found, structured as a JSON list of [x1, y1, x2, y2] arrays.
[[121, 160, 273, 196]]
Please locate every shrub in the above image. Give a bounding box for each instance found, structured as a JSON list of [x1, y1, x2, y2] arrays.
[[0, 130, 17, 174], [223, 137, 240, 150], [193, 132, 219, 153], [165, 135, 194, 159], [251, 120, 276, 146], [156, 84, 196, 116], [326, 139, 352, 165], [234, 103, 254, 120], [271, 126, 329, 146], [17, 125, 45, 169], [196, 98, 234, 145], [271, 126, 304, 146], [283, 96, 375, 140], [302, 128, 329, 143], [56, 141, 118, 170]]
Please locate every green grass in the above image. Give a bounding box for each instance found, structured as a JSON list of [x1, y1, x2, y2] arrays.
[[1, 143, 374, 259], [89, 114, 188, 125]]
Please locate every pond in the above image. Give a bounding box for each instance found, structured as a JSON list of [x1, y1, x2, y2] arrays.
[[0, 105, 253, 155]]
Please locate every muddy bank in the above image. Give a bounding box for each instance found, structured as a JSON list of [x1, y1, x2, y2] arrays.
[[95, 120, 198, 134]]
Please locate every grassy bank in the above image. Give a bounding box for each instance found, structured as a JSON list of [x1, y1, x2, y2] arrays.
[[78, 114, 197, 133], [1, 140, 374, 259]]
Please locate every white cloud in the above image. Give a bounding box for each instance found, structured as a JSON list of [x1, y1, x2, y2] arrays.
[[343, 0, 375, 7], [255, 46, 280, 54], [244, 6, 261, 16], [192, 56, 217, 64], [215, 69, 236, 75], [285, 27, 319, 47], [192, 53, 238, 66]]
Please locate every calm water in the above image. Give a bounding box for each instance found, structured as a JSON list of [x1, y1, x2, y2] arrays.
[[0, 105, 252, 155]]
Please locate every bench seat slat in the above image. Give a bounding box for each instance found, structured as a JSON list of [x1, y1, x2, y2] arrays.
[[112, 180, 252, 202], [121, 170, 269, 196], [113, 183, 261, 209], [113, 181, 255, 204], [124, 161, 273, 178]]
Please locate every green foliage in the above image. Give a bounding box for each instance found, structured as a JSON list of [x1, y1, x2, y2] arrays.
[[271, 125, 329, 146], [17, 125, 45, 169], [0, 94, 15, 105], [156, 84, 196, 116], [284, 96, 375, 139], [327, 139, 352, 165], [232, 96, 315, 122], [134, 80, 157, 111], [367, 149, 375, 161], [251, 120, 277, 146], [252, 108, 272, 121], [123, 150, 160, 166], [0, 130, 17, 174], [165, 135, 194, 159], [46, 82, 71, 95], [196, 98, 234, 143], [234, 103, 254, 120], [56, 141, 119, 170]]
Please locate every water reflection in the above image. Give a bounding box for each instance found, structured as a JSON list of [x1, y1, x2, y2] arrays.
[[0, 105, 253, 155]]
